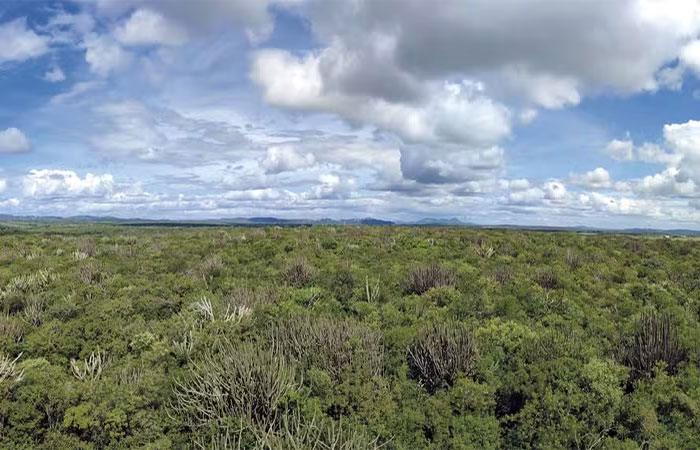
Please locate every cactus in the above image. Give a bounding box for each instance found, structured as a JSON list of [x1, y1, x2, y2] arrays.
[[407, 323, 477, 393]]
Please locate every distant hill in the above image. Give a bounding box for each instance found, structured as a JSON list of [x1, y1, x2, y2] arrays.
[[0, 214, 698, 234]]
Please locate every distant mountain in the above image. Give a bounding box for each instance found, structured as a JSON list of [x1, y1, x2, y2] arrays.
[[414, 217, 468, 226], [0, 214, 698, 234]]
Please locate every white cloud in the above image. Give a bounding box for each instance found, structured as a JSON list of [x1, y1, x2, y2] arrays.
[[507, 178, 532, 191], [0, 179, 7, 194], [252, 49, 511, 148], [0, 18, 49, 64], [0, 128, 31, 153], [635, 167, 697, 197], [636, 142, 681, 165], [261, 146, 316, 174], [84, 33, 132, 76], [251, 48, 510, 186], [605, 139, 635, 161], [680, 39, 700, 74], [115, 8, 188, 46], [23, 169, 115, 198], [508, 187, 544, 205], [310, 173, 357, 199], [570, 167, 612, 189], [302, 0, 700, 109], [43, 66, 66, 82], [543, 180, 568, 202], [0, 198, 19, 209]]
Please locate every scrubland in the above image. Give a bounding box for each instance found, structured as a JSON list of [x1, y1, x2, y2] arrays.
[[0, 224, 698, 449]]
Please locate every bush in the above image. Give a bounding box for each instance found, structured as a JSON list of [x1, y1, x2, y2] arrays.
[[403, 264, 457, 295], [622, 312, 687, 380], [172, 341, 297, 428], [282, 256, 314, 287], [407, 322, 477, 392]]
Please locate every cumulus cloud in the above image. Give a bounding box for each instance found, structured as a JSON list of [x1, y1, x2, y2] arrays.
[[680, 39, 700, 74], [543, 180, 568, 202], [261, 146, 316, 174], [251, 49, 511, 186], [309, 173, 357, 199], [251, 50, 510, 147], [400, 144, 504, 184], [248, 0, 700, 198], [115, 9, 188, 46], [303, 0, 700, 108], [0, 179, 6, 194], [23, 169, 115, 198], [603, 120, 700, 199], [570, 168, 612, 189], [604, 138, 682, 165], [636, 142, 681, 165], [0, 128, 31, 153], [0, 18, 49, 64], [505, 178, 532, 191], [662, 120, 700, 187], [508, 187, 545, 205]]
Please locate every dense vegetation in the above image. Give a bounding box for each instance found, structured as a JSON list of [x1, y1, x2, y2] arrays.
[[0, 224, 698, 449]]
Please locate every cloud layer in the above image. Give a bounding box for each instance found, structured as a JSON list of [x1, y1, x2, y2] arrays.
[[1, 0, 700, 228]]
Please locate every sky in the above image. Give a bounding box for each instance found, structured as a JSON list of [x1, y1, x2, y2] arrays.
[[2, 0, 700, 229]]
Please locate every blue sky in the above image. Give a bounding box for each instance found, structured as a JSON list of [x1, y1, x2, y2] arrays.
[[2, 0, 700, 229]]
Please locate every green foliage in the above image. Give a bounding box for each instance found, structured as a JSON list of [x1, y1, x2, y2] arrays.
[[0, 224, 697, 448]]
